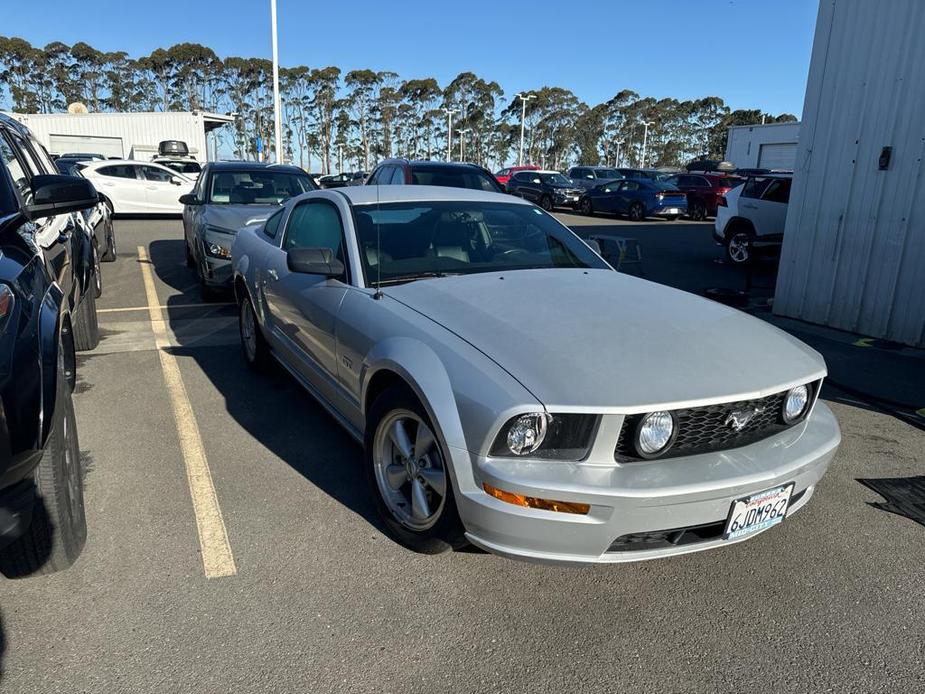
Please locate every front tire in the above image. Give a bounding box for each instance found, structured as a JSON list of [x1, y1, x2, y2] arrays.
[[364, 386, 466, 554], [580, 198, 594, 216], [0, 356, 86, 577], [539, 195, 553, 211], [629, 201, 645, 221]]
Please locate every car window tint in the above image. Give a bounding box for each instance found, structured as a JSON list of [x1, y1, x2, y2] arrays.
[[284, 201, 345, 262], [140, 165, 173, 182], [741, 177, 773, 199], [262, 208, 284, 240], [98, 165, 138, 179], [0, 133, 33, 206], [761, 179, 791, 204], [623, 181, 640, 191]]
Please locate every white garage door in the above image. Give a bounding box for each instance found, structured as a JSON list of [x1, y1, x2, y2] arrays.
[[48, 134, 124, 159], [758, 142, 797, 170]]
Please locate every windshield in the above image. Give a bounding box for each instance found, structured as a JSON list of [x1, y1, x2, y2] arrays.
[[539, 173, 572, 185], [594, 169, 621, 179], [208, 170, 314, 204], [352, 201, 608, 285], [409, 166, 503, 193]]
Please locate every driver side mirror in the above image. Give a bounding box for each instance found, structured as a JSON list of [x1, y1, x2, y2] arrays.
[[170, 177, 183, 186], [287, 247, 345, 278], [24, 175, 99, 221], [179, 193, 201, 205]]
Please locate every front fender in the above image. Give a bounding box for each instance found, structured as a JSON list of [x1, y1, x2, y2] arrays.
[[362, 337, 467, 453]]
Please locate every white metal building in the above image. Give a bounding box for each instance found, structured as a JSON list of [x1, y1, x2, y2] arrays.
[[725, 121, 801, 170], [774, 0, 925, 348], [9, 111, 234, 161]]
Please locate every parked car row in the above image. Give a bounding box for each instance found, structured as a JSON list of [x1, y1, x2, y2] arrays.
[[0, 113, 106, 578]]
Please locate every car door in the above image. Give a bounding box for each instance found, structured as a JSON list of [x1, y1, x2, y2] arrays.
[[613, 180, 640, 213], [183, 167, 209, 253], [139, 164, 187, 212], [93, 164, 147, 212], [748, 178, 791, 239], [261, 198, 350, 404]]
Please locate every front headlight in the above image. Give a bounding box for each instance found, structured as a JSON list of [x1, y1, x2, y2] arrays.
[[204, 226, 234, 259], [782, 385, 809, 423], [490, 413, 597, 460], [635, 411, 676, 456]]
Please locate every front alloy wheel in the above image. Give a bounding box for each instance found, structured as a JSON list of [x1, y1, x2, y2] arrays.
[[580, 198, 593, 216], [373, 410, 447, 531]]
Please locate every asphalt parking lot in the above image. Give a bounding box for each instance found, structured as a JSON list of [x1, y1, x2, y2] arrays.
[[0, 214, 923, 693]]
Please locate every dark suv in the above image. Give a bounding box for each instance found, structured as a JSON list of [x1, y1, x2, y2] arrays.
[[662, 173, 744, 220], [366, 159, 504, 193], [506, 170, 583, 210], [0, 113, 101, 576]]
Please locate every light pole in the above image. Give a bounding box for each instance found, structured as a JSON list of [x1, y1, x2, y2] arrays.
[[457, 129, 471, 161], [614, 138, 625, 167], [516, 92, 536, 166], [441, 107, 457, 161], [640, 120, 655, 169], [270, 0, 283, 163], [338, 143, 343, 173]]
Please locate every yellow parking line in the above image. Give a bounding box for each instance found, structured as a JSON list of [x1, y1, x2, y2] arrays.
[[98, 303, 233, 313], [137, 246, 237, 579]]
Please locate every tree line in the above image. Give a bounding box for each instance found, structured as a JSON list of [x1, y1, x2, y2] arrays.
[[0, 36, 797, 173]]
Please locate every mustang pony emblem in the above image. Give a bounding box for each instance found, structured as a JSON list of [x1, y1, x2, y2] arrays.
[[725, 406, 764, 432]]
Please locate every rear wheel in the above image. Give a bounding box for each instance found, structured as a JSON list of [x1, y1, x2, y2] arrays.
[[72, 287, 100, 352], [726, 229, 754, 265], [580, 198, 594, 216], [689, 202, 707, 221], [629, 202, 645, 221], [0, 352, 86, 577], [365, 386, 466, 554]]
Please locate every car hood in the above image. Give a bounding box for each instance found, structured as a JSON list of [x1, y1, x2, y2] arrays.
[[384, 269, 826, 411], [203, 204, 280, 233]]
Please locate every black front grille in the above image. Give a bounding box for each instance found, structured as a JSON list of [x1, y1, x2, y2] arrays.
[[615, 384, 817, 462]]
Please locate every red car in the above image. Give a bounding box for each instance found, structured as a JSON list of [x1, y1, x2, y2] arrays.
[[494, 164, 540, 188], [662, 173, 744, 220]]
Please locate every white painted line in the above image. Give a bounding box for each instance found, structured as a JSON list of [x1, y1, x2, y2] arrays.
[[98, 303, 233, 313], [137, 246, 237, 579]]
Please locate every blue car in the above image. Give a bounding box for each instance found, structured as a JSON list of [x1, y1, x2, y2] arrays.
[[577, 179, 687, 221]]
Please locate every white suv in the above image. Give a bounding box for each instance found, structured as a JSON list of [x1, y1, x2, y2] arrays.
[[713, 173, 792, 265]]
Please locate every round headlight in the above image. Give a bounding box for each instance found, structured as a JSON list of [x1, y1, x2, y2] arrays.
[[636, 411, 675, 456], [783, 385, 809, 423], [506, 413, 549, 456]]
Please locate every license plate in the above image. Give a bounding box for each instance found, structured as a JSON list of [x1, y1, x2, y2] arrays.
[[665, 207, 679, 214], [723, 483, 795, 540]]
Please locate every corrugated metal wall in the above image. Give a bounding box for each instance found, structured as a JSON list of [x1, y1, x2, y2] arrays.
[[775, 0, 925, 347], [13, 112, 210, 160]]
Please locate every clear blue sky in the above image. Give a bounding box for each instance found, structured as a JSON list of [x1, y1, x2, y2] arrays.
[[8, 0, 818, 115]]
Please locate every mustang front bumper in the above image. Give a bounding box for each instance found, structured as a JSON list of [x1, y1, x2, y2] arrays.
[[451, 401, 840, 564]]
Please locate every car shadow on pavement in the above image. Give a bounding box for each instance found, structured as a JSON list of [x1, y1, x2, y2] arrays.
[[149, 239, 201, 297], [857, 476, 925, 529]]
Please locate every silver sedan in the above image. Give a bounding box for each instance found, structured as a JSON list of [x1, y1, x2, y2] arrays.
[[231, 185, 840, 564]]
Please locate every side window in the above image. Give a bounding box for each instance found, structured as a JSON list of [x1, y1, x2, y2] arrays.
[[262, 208, 285, 240], [98, 165, 138, 179], [389, 166, 406, 185], [664, 175, 679, 187], [741, 177, 771, 199], [140, 165, 173, 183], [623, 181, 640, 191], [761, 179, 792, 204], [370, 167, 387, 184], [0, 133, 33, 205], [283, 201, 346, 265], [496, 168, 509, 177], [694, 176, 711, 188]]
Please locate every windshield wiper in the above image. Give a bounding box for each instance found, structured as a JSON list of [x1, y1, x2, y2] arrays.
[[374, 271, 462, 287]]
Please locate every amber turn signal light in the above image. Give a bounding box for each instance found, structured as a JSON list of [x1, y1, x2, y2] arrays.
[[482, 483, 590, 515]]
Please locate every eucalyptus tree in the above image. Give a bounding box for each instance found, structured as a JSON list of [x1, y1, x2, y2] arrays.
[[399, 78, 440, 159]]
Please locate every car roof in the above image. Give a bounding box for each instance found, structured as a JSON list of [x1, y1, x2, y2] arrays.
[[330, 184, 532, 206], [378, 158, 488, 171], [206, 161, 307, 173]]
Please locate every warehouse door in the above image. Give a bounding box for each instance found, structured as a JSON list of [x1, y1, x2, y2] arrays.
[[757, 142, 797, 170], [48, 134, 124, 159]]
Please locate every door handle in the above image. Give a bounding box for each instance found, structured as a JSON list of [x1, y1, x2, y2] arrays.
[[741, 202, 758, 209], [267, 268, 279, 281]]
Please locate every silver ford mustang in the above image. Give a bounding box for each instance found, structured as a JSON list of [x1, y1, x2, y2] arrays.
[[231, 185, 840, 564]]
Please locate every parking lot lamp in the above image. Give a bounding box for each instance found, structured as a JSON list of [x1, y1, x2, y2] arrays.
[[615, 139, 625, 167], [442, 108, 458, 161], [640, 120, 655, 168], [270, 0, 283, 163], [458, 129, 471, 161], [516, 92, 536, 165]]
